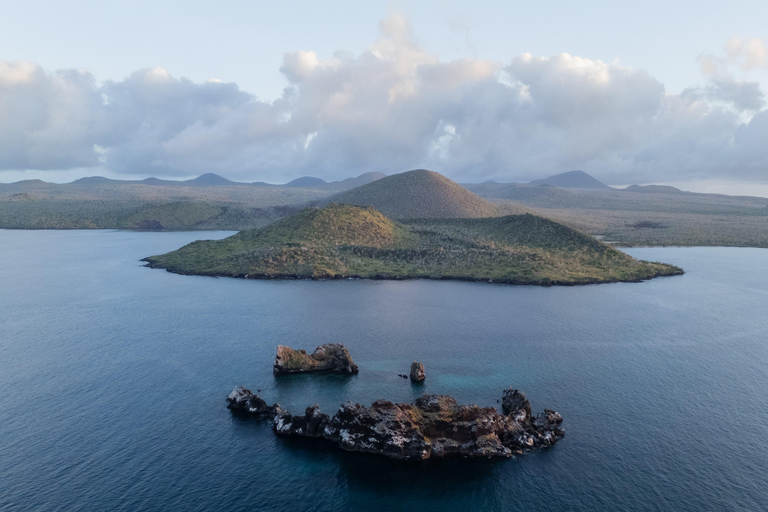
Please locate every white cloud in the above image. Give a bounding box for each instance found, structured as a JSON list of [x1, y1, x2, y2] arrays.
[[0, 16, 767, 186], [725, 37, 767, 71]]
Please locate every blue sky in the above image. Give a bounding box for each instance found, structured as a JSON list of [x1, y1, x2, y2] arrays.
[[1, 0, 767, 194]]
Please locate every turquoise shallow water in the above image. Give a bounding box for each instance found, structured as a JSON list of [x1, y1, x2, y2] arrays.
[[1, 230, 767, 511]]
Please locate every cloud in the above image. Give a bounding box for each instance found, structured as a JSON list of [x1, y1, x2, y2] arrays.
[[0, 15, 767, 186], [0, 61, 105, 170], [725, 37, 767, 71], [695, 38, 766, 113]]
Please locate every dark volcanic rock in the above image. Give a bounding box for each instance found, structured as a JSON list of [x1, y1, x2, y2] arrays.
[[274, 404, 329, 438], [227, 386, 564, 460], [501, 388, 564, 449], [273, 343, 359, 376], [502, 387, 533, 421], [409, 361, 425, 382], [273, 392, 564, 459], [226, 386, 281, 419]]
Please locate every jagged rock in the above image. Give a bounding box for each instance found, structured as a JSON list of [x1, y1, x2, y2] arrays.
[[273, 343, 359, 376], [409, 361, 425, 382], [225, 386, 281, 419], [228, 386, 564, 460], [273, 404, 329, 438], [502, 387, 533, 421], [273, 392, 564, 459]]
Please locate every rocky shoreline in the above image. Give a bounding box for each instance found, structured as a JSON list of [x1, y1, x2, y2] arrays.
[[144, 263, 684, 286], [227, 386, 564, 460]]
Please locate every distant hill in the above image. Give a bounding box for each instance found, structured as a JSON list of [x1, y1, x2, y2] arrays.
[[320, 169, 501, 219], [493, 184, 576, 203], [284, 172, 387, 191], [143, 203, 683, 284], [70, 176, 122, 185], [184, 173, 239, 186], [462, 181, 522, 197], [325, 171, 387, 191], [286, 176, 328, 188], [624, 184, 683, 194], [141, 177, 174, 186], [529, 170, 611, 189]]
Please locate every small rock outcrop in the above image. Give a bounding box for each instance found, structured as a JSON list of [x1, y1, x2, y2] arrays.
[[226, 386, 282, 419], [273, 404, 329, 438], [273, 343, 359, 376], [409, 361, 425, 382], [229, 386, 565, 460]]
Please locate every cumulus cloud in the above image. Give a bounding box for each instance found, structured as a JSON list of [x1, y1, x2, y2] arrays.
[[0, 15, 767, 185], [0, 61, 105, 170]]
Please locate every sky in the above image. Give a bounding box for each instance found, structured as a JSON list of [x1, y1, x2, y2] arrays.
[[1, 0, 767, 194]]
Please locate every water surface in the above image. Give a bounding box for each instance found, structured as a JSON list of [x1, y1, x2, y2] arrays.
[[1, 230, 766, 511]]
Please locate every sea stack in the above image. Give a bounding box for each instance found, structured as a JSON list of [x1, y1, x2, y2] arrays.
[[409, 361, 425, 382], [273, 343, 359, 376]]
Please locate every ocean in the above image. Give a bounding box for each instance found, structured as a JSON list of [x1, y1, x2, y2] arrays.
[[1, 229, 766, 511]]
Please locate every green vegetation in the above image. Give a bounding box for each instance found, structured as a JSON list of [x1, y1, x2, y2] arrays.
[[143, 204, 683, 285], [279, 348, 319, 371]]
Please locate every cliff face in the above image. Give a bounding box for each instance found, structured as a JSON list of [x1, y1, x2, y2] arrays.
[[227, 387, 564, 460]]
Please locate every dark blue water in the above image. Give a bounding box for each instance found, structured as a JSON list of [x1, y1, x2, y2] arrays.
[[1, 230, 766, 511]]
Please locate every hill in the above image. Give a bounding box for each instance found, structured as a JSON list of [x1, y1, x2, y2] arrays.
[[285, 176, 327, 187], [320, 169, 501, 219], [184, 173, 239, 186], [624, 184, 683, 194], [323, 171, 387, 192], [143, 204, 683, 285], [528, 170, 612, 189]]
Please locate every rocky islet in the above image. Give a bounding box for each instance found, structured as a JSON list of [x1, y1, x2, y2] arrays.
[[409, 361, 426, 382], [273, 343, 359, 376], [227, 386, 564, 460]]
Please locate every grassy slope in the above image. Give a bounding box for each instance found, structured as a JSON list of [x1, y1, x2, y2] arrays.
[[144, 204, 682, 285]]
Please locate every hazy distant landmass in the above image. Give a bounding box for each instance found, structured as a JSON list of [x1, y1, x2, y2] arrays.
[[0, 172, 387, 230], [1, 169, 766, 247], [462, 174, 768, 248], [143, 203, 682, 285], [527, 170, 613, 190]]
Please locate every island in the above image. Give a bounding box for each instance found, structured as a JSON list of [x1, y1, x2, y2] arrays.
[[227, 386, 564, 459], [143, 203, 682, 285], [273, 344, 359, 376]]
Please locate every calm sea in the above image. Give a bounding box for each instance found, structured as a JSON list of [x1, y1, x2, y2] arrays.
[[1, 230, 766, 511]]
